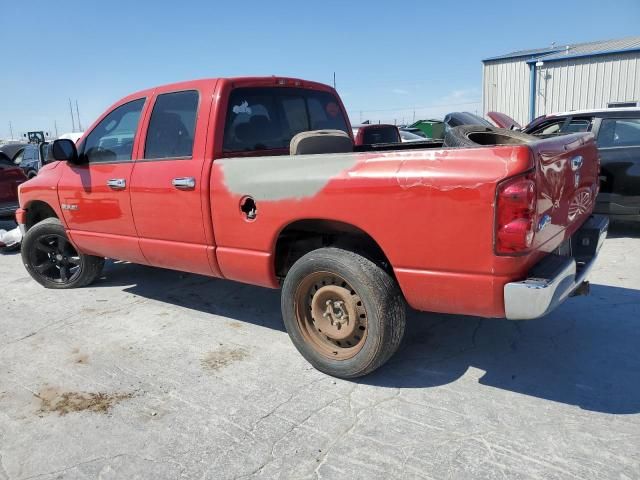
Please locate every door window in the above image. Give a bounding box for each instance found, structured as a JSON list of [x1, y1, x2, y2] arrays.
[[81, 98, 145, 163], [597, 118, 640, 148], [0, 152, 12, 167], [12, 149, 24, 165], [22, 146, 35, 162], [562, 118, 591, 133], [530, 120, 564, 135], [144, 90, 199, 159]]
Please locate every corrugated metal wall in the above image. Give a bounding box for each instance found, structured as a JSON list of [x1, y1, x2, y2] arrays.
[[483, 51, 640, 126], [482, 58, 531, 126], [534, 52, 640, 116]]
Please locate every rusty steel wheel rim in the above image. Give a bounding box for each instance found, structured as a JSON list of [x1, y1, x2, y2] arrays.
[[294, 271, 368, 360]]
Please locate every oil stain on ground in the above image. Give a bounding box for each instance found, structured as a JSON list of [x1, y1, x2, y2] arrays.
[[37, 387, 133, 416], [202, 346, 249, 371]]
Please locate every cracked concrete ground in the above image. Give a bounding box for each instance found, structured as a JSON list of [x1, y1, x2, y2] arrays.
[[1, 219, 639, 479]]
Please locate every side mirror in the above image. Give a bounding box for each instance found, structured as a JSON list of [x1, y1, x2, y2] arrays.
[[48, 139, 79, 164]]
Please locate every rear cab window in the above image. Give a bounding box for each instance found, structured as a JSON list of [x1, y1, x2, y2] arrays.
[[222, 87, 349, 154]]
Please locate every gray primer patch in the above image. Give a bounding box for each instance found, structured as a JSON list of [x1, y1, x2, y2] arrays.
[[219, 152, 360, 201]]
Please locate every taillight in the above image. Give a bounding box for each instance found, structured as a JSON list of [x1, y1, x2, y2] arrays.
[[495, 173, 537, 254]]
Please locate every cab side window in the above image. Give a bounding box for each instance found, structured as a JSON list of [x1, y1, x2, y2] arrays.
[[144, 90, 199, 159], [222, 87, 349, 153], [81, 98, 145, 163]]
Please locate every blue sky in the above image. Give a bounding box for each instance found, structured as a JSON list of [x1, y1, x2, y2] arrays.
[[1, 0, 639, 138]]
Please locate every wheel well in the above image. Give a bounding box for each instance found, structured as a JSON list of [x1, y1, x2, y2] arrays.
[[274, 220, 393, 280], [25, 201, 58, 230]]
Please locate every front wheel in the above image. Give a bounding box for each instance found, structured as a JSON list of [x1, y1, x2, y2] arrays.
[[21, 218, 105, 289], [281, 247, 406, 378]]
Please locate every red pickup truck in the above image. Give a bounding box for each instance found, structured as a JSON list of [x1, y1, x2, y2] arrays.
[[16, 77, 608, 378]]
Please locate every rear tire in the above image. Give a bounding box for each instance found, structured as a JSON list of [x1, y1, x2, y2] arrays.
[[281, 247, 406, 378], [444, 125, 537, 148], [21, 218, 105, 289]]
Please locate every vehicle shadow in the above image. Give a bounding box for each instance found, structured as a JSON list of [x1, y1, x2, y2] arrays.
[[96, 262, 640, 414], [607, 219, 640, 239], [364, 283, 640, 414], [96, 260, 285, 332]]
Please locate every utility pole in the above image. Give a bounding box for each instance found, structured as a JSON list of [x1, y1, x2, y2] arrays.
[[413, 110, 416, 122], [8, 121, 13, 140], [333, 72, 336, 89], [54, 120, 59, 138], [359, 111, 363, 123], [75, 100, 83, 131], [69, 98, 76, 132]]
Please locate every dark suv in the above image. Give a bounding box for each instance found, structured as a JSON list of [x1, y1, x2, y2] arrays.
[[15, 142, 49, 178], [491, 108, 640, 222]]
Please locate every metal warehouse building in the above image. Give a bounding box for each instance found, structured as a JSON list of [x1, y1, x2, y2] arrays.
[[482, 36, 640, 126]]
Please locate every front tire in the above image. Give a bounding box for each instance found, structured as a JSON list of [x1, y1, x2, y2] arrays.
[[281, 247, 406, 378], [21, 218, 105, 289]]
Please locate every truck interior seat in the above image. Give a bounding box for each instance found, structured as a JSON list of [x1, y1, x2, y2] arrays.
[[290, 130, 353, 155], [146, 112, 193, 158]]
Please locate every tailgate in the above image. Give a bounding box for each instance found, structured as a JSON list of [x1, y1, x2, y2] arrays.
[[529, 133, 600, 252]]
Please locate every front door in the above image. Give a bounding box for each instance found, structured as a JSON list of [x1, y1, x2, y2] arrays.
[[129, 84, 221, 276], [58, 97, 149, 264]]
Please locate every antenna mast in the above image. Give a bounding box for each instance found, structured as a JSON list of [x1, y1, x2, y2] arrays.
[[75, 100, 83, 131], [69, 98, 76, 132]]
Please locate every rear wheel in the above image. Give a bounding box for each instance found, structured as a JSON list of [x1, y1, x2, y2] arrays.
[[21, 218, 105, 289], [281, 247, 405, 378]]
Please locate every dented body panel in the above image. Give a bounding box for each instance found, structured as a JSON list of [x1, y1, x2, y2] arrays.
[[212, 133, 599, 317], [17, 76, 601, 319]]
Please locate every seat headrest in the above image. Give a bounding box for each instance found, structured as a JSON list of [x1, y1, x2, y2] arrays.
[[290, 130, 353, 155]]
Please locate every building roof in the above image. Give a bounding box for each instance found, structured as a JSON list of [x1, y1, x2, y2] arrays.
[[483, 36, 640, 64]]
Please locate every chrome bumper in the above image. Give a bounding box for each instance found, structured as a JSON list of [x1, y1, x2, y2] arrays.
[[504, 215, 609, 320]]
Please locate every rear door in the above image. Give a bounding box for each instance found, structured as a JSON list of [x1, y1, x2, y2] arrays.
[[57, 97, 148, 263], [130, 82, 220, 276], [595, 116, 640, 197]]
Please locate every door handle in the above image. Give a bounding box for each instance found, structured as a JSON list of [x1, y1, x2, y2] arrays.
[[107, 178, 126, 190], [172, 177, 196, 190]]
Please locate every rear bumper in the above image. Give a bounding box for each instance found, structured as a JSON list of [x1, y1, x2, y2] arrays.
[[504, 215, 609, 320]]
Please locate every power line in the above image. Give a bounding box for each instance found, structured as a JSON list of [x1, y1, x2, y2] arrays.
[[347, 99, 481, 114]]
